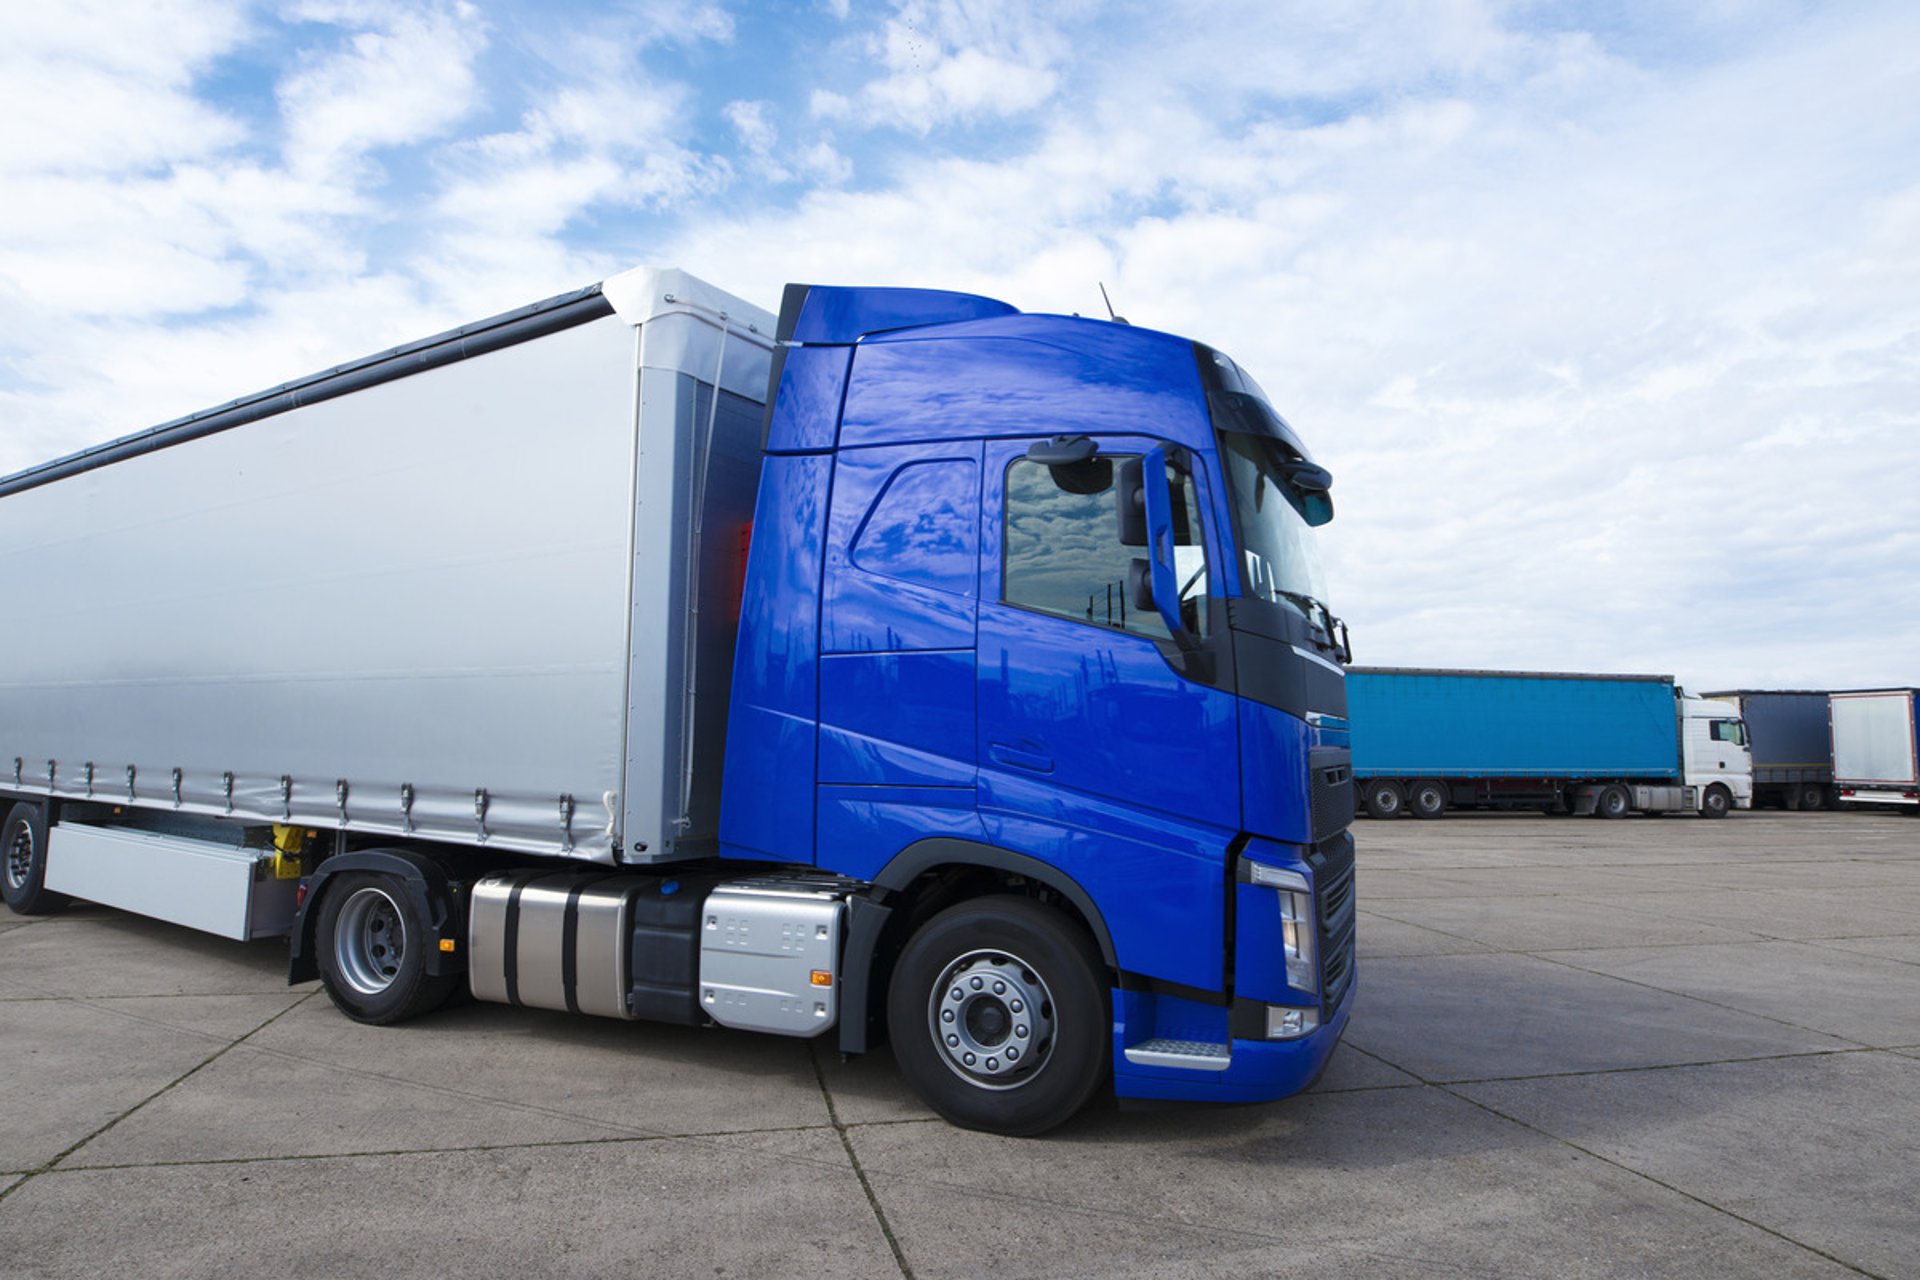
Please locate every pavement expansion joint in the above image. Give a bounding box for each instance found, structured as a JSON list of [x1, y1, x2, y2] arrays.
[[1528, 948, 1877, 1045], [1440, 1082, 1893, 1280], [21, 1123, 845, 1176], [808, 1039, 916, 1280], [0, 990, 321, 1207], [1340, 1028, 1898, 1278], [1432, 1043, 1890, 1087], [204, 1033, 729, 1143]]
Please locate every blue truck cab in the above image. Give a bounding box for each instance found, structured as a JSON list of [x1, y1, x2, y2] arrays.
[[718, 284, 1357, 1131]]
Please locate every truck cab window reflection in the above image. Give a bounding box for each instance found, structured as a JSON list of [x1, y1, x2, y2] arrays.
[[1002, 455, 1208, 640]]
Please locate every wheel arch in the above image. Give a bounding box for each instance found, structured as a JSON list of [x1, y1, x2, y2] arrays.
[[288, 847, 467, 985], [838, 838, 1118, 1056]]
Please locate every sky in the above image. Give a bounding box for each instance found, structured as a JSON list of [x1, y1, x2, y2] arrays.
[[2, 0, 1916, 691]]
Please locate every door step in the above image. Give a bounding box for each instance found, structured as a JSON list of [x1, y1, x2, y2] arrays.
[[1122, 1038, 1232, 1071]]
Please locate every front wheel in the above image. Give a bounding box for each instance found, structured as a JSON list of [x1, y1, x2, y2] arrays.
[[315, 872, 457, 1024], [2, 802, 69, 916], [1702, 784, 1732, 819], [887, 896, 1108, 1137]]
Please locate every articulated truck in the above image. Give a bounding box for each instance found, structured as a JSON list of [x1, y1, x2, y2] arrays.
[[1348, 667, 1752, 819], [0, 267, 1355, 1135]]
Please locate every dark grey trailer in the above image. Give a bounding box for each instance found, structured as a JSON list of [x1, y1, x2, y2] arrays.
[[1701, 690, 1834, 809]]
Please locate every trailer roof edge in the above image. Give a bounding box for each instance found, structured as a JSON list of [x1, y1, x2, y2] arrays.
[[1347, 666, 1676, 683], [0, 283, 616, 499]]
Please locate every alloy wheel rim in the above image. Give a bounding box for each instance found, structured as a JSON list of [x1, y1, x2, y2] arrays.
[[928, 948, 1057, 1090]]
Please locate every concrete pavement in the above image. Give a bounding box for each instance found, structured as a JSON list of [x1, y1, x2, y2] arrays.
[[2, 809, 1915, 1277]]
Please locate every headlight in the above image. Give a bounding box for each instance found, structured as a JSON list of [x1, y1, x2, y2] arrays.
[[1245, 860, 1317, 995], [1266, 1005, 1321, 1039]]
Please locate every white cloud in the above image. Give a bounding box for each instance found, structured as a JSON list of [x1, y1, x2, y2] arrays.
[[814, 0, 1075, 132], [0, 0, 251, 179], [3, 2, 1917, 690], [278, 1, 489, 181]]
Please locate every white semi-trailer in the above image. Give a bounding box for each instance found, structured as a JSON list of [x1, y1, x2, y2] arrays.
[[1830, 689, 1920, 809]]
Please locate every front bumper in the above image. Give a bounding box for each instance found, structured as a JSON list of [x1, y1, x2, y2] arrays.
[[1110, 981, 1354, 1103]]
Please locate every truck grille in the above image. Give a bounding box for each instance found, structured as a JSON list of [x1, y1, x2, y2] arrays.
[[1309, 747, 1354, 844], [1313, 832, 1357, 1011]]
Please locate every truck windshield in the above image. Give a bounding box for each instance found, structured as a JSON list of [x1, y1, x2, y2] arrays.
[[1217, 427, 1330, 623], [1196, 344, 1334, 629]]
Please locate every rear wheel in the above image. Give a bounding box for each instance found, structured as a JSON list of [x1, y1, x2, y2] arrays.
[[1407, 780, 1448, 820], [887, 896, 1107, 1137], [2, 802, 69, 916], [1796, 784, 1827, 811], [1593, 785, 1631, 820], [1362, 780, 1405, 820], [315, 872, 457, 1024], [1702, 784, 1732, 819]]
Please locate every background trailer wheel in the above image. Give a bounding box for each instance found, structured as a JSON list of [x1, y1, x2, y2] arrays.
[[315, 871, 458, 1024], [887, 896, 1108, 1137], [1, 802, 69, 916], [1362, 780, 1405, 820], [1408, 780, 1448, 820]]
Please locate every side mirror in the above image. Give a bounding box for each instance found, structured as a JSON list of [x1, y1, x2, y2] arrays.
[[1116, 457, 1146, 546], [1282, 458, 1334, 527]]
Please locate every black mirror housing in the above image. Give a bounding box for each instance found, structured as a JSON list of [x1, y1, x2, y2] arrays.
[[1116, 457, 1146, 546]]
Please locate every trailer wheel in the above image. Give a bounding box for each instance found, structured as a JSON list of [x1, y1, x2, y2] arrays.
[[887, 895, 1107, 1137], [1795, 784, 1827, 811], [1593, 785, 1631, 820], [2, 802, 69, 916], [1702, 784, 1732, 819], [1362, 780, 1405, 820], [315, 872, 457, 1024], [1408, 780, 1448, 820]]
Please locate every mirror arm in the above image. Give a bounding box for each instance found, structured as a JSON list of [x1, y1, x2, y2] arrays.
[[1141, 448, 1187, 639]]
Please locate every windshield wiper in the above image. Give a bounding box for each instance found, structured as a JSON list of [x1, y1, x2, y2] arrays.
[[1272, 590, 1354, 663], [1274, 589, 1331, 631]]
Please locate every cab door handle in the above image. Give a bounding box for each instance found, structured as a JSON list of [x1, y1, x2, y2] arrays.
[[989, 743, 1055, 774]]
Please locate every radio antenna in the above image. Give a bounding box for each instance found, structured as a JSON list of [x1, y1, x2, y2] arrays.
[[1097, 282, 1130, 325]]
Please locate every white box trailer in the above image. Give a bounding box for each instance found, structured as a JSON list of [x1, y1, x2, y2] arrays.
[[1830, 689, 1920, 808], [0, 267, 775, 912]]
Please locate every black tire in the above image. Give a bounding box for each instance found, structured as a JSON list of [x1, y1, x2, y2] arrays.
[[1407, 780, 1448, 820], [2, 802, 70, 916], [887, 895, 1108, 1137], [314, 871, 457, 1024], [1362, 780, 1405, 820], [1593, 785, 1630, 820], [1796, 784, 1827, 811], [1702, 784, 1732, 819]]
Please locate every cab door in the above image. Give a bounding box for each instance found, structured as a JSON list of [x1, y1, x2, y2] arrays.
[[816, 443, 985, 879], [975, 438, 1239, 990]]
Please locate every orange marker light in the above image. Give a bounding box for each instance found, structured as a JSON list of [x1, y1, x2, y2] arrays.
[[809, 969, 832, 987], [439, 938, 457, 953]]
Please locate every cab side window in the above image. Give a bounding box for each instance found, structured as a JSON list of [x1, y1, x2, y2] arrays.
[[1002, 454, 1208, 639]]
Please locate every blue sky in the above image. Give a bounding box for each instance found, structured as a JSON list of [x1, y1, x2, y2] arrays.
[[3, 0, 1917, 690]]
